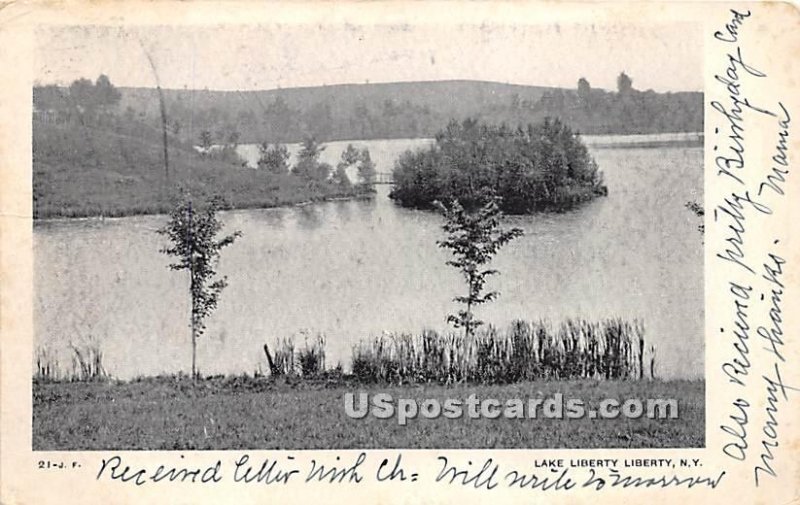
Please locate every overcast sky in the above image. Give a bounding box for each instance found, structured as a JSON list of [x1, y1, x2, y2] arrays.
[[35, 23, 702, 92]]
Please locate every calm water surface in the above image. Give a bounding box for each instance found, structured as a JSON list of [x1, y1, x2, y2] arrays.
[[34, 136, 704, 379]]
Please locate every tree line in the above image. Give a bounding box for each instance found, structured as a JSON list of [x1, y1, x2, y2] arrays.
[[254, 137, 377, 189], [34, 74, 702, 146], [512, 73, 703, 135], [170, 74, 702, 143], [34, 75, 121, 126]]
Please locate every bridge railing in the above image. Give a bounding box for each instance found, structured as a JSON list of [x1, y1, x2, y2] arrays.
[[373, 172, 394, 184]]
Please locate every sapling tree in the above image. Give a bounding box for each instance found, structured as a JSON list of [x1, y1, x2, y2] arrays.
[[436, 197, 523, 338], [357, 148, 376, 185], [332, 144, 362, 189], [159, 196, 241, 379], [293, 136, 325, 180], [257, 142, 291, 175]]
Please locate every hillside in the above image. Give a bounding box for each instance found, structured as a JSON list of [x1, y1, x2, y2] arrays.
[[32, 123, 367, 219], [117, 80, 552, 144], [113, 79, 703, 144]]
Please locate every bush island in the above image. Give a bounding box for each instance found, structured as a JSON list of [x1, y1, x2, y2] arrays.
[[389, 117, 607, 213]]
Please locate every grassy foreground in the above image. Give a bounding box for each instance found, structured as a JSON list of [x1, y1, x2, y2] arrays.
[[33, 376, 703, 450]]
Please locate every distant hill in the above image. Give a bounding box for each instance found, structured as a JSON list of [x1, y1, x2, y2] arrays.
[[115, 79, 703, 144], [36, 78, 703, 146], [116, 80, 551, 143]]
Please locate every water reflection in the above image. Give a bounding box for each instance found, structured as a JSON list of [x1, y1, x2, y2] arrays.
[[295, 205, 325, 231]]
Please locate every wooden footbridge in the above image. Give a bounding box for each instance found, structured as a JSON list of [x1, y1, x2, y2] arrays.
[[373, 172, 394, 185]]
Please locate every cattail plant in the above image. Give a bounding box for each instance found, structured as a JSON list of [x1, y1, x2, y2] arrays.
[[69, 338, 107, 381], [35, 345, 61, 382], [265, 332, 327, 377], [350, 318, 649, 384], [271, 336, 296, 376], [298, 333, 326, 377]]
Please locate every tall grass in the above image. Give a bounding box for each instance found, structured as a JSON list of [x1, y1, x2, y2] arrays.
[[267, 333, 326, 378], [36, 319, 647, 384], [35, 345, 62, 382], [69, 340, 107, 381], [271, 337, 296, 376], [298, 334, 326, 377], [351, 318, 648, 384], [34, 340, 107, 382]]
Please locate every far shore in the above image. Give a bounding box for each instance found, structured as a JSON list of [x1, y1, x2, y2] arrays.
[[209, 132, 704, 152], [33, 129, 702, 221]]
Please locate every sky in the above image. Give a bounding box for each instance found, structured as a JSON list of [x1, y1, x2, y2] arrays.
[[35, 23, 703, 92]]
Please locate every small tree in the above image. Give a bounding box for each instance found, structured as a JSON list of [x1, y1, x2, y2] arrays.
[[297, 136, 324, 163], [257, 143, 291, 175], [332, 144, 360, 189], [68, 78, 96, 124], [158, 196, 241, 379], [340, 144, 361, 166], [199, 130, 213, 154], [577, 77, 591, 101], [314, 162, 333, 182], [94, 74, 121, 110], [617, 71, 633, 94], [293, 136, 325, 180], [332, 164, 352, 189], [357, 148, 376, 185], [436, 197, 523, 338]]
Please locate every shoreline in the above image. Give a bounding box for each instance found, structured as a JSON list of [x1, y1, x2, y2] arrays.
[[228, 132, 703, 150], [33, 190, 376, 223], [33, 132, 702, 222]]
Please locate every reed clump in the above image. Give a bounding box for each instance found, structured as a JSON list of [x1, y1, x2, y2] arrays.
[[298, 334, 326, 377], [351, 318, 647, 384], [35, 345, 62, 382], [267, 332, 327, 378], [34, 339, 108, 382], [69, 339, 107, 381]]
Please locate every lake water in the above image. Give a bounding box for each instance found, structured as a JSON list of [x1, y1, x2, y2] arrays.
[[229, 132, 703, 172], [34, 135, 704, 380]]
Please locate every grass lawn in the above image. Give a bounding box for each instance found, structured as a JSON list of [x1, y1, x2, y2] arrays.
[[33, 376, 703, 450], [33, 123, 370, 219]]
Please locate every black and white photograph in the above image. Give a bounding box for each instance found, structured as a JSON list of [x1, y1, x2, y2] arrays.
[[27, 20, 709, 451], [3, 1, 800, 503]]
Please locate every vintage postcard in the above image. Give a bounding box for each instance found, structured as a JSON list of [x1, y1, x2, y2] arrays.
[[0, 1, 797, 503]]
